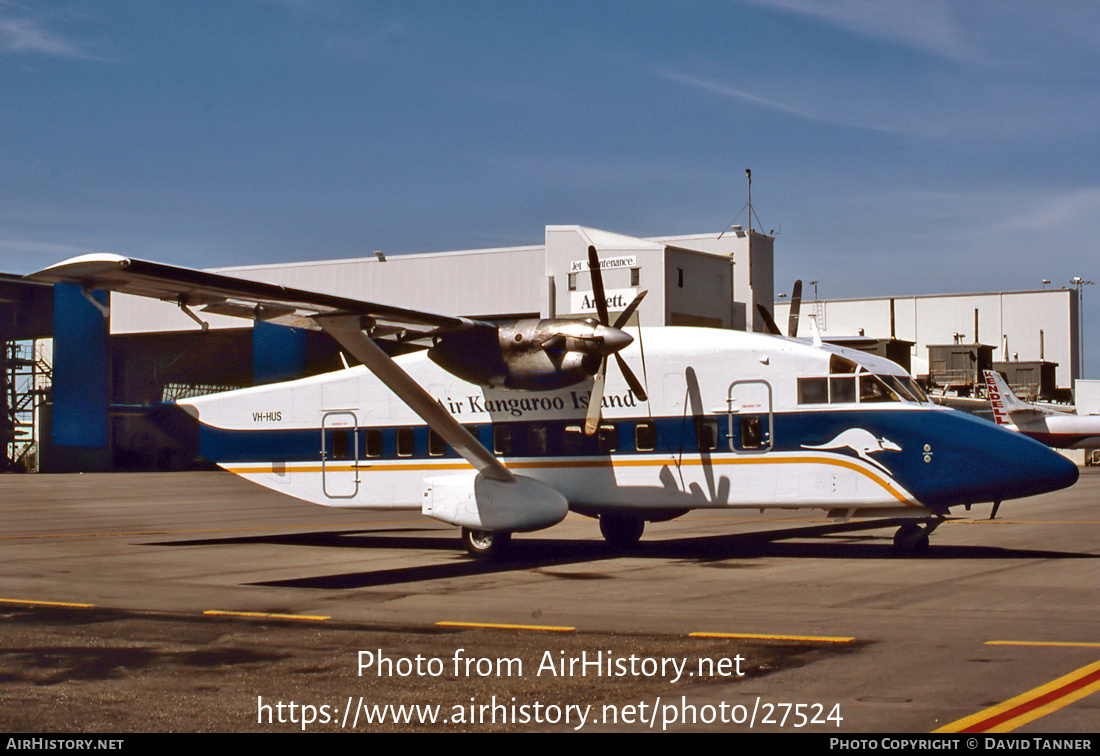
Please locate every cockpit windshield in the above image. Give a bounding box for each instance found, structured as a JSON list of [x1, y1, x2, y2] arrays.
[[798, 367, 930, 406]]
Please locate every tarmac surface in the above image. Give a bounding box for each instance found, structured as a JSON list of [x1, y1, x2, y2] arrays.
[[1, 468, 1098, 733]]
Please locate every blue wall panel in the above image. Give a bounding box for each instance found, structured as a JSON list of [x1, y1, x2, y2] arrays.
[[253, 321, 306, 384], [51, 283, 109, 448]]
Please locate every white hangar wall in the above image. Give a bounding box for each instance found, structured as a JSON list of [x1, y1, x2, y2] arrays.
[[774, 289, 1079, 387], [109, 225, 772, 336]]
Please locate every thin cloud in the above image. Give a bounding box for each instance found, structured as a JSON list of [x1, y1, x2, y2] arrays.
[[0, 5, 96, 59], [742, 0, 981, 64], [653, 68, 914, 135]]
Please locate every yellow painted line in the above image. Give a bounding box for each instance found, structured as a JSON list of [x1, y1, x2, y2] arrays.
[[986, 641, 1100, 649], [436, 621, 575, 633], [0, 598, 95, 608], [933, 659, 1100, 733], [689, 631, 856, 644], [204, 610, 330, 622]]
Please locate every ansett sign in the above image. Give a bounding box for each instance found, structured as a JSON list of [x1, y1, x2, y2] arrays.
[[571, 288, 640, 314]]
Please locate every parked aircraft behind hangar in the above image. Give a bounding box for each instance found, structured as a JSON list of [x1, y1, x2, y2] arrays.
[[29, 250, 1078, 557]]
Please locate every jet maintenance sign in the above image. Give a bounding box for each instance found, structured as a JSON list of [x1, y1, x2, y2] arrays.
[[569, 256, 637, 273]]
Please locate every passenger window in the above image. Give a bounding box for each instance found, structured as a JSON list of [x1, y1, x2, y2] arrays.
[[741, 416, 763, 449], [528, 424, 548, 455], [396, 428, 415, 457], [597, 423, 617, 454], [696, 419, 719, 451], [493, 425, 512, 456], [563, 425, 585, 455], [364, 428, 383, 458], [331, 429, 350, 460], [428, 429, 446, 457], [798, 377, 829, 404], [635, 421, 656, 452]]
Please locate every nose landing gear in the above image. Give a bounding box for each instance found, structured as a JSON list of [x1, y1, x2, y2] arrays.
[[892, 517, 944, 556]]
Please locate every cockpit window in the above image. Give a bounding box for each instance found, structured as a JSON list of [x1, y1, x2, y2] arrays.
[[859, 374, 901, 403], [799, 361, 924, 407], [829, 355, 858, 374], [797, 377, 829, 404], [880, 376, 924, 404], [902, 376, 929, 403]]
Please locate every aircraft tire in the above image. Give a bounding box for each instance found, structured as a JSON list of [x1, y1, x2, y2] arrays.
[[599, 513, 645, 549], [461, 527, 511, 559], [892, 523, 930, 556]]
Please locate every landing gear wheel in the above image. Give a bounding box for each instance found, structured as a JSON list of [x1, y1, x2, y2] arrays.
[[461, 527, 511, 559], [599, 513, 645, 549], [892, 523, 930, 555]]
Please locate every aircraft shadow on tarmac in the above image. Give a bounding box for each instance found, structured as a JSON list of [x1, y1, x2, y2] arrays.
[[150, 520, 1096, 591]]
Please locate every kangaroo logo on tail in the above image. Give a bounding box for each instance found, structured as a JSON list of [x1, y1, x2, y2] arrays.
[[802, 428, 902, 475]]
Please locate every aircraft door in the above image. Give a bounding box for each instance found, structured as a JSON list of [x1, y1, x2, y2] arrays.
[[726, 380, 774, 453], [321, 411, 359, 499]]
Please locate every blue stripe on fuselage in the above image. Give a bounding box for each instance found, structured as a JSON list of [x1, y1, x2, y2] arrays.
[[192, 406, 1077, 509]]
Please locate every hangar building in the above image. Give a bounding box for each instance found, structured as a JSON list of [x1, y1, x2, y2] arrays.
[[773, 290, 1078, 397]]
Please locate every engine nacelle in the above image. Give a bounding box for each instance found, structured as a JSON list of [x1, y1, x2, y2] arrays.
[[427, 318, 625, 391], [421, 473, 569, 532]]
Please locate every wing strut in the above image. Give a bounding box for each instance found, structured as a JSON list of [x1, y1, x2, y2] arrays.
[[312, 314, 515, 483]]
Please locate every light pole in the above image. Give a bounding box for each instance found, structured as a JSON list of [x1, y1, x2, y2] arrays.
[[1071, 277, 1093, 378]]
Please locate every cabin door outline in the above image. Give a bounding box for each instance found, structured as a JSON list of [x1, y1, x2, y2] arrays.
[[726, 379, 774, 453], [321, 410, 360, 499]]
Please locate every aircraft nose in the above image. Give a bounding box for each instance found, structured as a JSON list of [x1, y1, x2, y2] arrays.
[[916, 412, 1079, 509], [598, 326, 634, 354], [974, 424, 1079, 502]]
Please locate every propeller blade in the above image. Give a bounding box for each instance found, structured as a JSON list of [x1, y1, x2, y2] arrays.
[[612, 289, 648, 330], [584, 359, 606, 435], [788, 279, 802, 338], [755, 303, 782, 336], [615, 352, 648, 402], [587, 245, 609, 326]]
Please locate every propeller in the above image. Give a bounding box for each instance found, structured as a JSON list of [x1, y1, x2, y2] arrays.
[[787, 279, 802, 338], [583, 245, 648, 435], [757, 279, 803, 338]]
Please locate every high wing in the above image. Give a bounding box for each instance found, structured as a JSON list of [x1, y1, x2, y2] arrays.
[[27, 253, 489, 347], [27, 253, 514, 482]]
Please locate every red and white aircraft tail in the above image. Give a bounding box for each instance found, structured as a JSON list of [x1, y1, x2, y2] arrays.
[[983, 370, 1049, 426]]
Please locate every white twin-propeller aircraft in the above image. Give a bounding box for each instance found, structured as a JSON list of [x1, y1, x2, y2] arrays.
[[29, 249, 1078, 557]]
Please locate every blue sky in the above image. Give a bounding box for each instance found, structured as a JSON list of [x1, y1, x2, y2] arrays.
[[3, 1, 1100, 373]]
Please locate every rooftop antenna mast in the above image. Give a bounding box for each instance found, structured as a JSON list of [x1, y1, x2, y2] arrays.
[[719, 168, 765, 239]]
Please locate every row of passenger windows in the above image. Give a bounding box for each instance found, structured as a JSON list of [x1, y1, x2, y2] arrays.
[[324, 417, 770, 460]]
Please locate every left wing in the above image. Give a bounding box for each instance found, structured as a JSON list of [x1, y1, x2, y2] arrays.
[[27, 253, 488, 347], [28, 253, 514, 482]]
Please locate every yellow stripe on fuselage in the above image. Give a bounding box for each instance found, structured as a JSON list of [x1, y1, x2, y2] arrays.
[[221, 452, 918, 506]]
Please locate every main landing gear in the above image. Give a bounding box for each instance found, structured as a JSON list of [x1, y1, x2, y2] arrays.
[[891, 517, 944, 556], [460, 527, 512, 559], [599, 513, 645, 549]]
